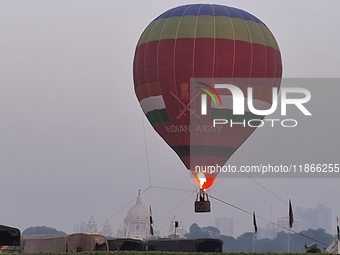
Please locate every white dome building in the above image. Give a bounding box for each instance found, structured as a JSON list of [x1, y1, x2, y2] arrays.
[[117, 194, 153, 240], [100, 221, 112, 237], [87, 215, 98, 234]]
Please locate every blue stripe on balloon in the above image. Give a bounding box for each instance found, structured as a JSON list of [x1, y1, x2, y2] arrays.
[[153, 4, 264, 25]]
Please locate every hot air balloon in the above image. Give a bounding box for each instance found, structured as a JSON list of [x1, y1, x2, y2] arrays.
[[133, 4, 282, 204]]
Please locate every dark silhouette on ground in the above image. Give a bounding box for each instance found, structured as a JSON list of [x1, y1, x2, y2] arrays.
[[185, 223, 335, 252], [22, 226, 66, 236]]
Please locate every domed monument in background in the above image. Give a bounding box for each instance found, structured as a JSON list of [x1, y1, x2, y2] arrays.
[[101, 221, 112, 237], [117, 193, 159, 240], [87, 215, 98, 234]]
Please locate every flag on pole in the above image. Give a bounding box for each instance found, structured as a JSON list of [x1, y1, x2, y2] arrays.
[[289, 199, 294, 228], [253, 211, 258, 234], [337, 217, 339, 240], [149, 205, 154, 236]]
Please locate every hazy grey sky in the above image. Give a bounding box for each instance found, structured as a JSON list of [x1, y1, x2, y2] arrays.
[[1, 0, 339, 237]]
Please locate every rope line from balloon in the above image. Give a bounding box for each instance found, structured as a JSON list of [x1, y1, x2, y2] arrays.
[[97, 185, 194, 229], [142, 114, 152, 186], [154, 191, 195, 223], [97, 186, 151, 229], [210, 194, 330, 246], [208, 144, 334, 234], [241, 172, 335, 233], [151, 185, 193, 193]]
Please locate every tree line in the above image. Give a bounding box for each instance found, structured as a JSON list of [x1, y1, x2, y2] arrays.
[[184, 223, 335, 252]]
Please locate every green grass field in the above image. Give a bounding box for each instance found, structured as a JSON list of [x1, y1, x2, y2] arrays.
[[3, 252, 319, 255]]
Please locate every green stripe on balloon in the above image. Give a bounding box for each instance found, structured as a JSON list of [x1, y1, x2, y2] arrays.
[[137, 16, 279, 50]]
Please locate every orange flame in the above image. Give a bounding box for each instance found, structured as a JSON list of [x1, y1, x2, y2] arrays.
[[192, 171, 217, 190], [197, 172, 206, 189]]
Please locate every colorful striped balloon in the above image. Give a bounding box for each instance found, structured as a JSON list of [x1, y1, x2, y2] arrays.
[[133, 4, 282, 189]]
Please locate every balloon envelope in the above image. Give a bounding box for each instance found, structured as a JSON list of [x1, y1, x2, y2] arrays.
[[133, 4, 282, 189]]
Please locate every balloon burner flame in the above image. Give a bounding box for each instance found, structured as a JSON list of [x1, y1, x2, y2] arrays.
[[197, 172, 206, 189]]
